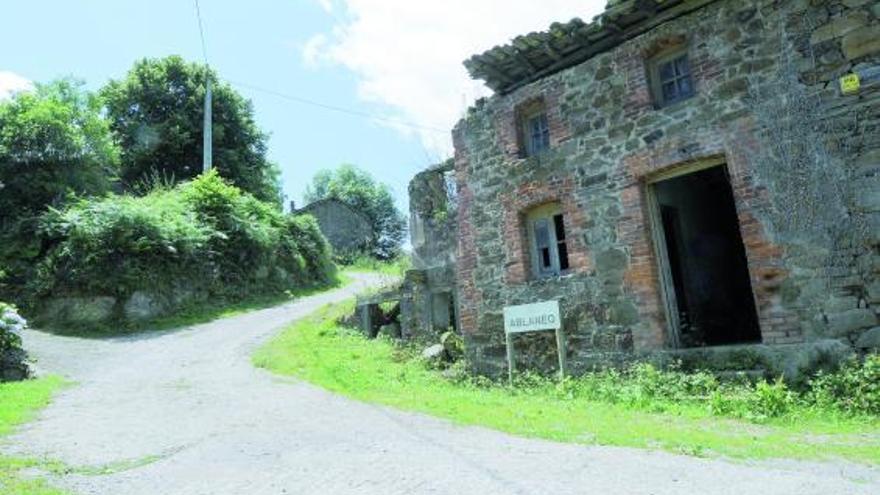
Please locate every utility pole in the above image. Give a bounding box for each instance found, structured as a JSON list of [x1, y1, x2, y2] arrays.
[[195, 0, 212, 172], [203, 74, 212, 172]]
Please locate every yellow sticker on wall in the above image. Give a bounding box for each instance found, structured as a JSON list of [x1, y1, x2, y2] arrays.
[[840, 73, 860, 95]]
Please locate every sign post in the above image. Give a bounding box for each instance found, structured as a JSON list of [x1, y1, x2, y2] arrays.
[[503, 300, 566, 383]]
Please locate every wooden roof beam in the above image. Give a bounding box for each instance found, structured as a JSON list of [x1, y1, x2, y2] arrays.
[[512, 48, 539, 74]]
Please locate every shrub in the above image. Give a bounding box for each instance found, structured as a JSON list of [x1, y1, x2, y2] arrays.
[[490, 359, 878, 422], [181, 170, 334, 290], [809, 354, 880, 416], [0, 302, 30, 381], [0, 303, 25, 350], [749, 378, 795, 419], [30, 171, 335, 326], [34, 188, 213, 299]]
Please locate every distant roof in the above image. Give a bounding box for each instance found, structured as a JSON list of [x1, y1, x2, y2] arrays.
[[464, 0, 717, 94], [297, 197, 370, 222]]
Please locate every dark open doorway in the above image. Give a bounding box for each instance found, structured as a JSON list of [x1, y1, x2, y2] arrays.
[[652, 164, 761, 347]]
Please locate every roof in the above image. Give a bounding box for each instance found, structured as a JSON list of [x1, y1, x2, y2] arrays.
[[463, 0, 718, 94], [296, 197, 371, 223]]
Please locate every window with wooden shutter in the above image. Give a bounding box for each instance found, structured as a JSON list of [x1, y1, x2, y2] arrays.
[[526, 203, 569, 278]]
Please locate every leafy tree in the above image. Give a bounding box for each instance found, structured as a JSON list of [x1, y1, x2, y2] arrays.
[[0, 78, 119, 300], [101, 56, 281, 203], [304, 164, 406, 259], [0, 79, 119, 226]]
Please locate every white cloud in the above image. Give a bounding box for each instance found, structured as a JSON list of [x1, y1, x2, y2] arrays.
[[316, 0, 334, 14], [302, 33, 329, 69], [305, 1, 606, 157], [0, 71, 33, 100]]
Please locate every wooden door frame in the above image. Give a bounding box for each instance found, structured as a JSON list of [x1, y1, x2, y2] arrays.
[[644, 156, 726, 349]]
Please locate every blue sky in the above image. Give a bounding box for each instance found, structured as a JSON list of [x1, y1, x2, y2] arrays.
[[0, 1, 603, 214]]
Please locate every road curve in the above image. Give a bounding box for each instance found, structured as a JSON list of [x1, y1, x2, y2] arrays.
[[4, 272, 878, 495]]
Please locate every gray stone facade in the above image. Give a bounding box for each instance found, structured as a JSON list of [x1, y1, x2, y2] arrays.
[[448, 0, 880, 378], [298, 198, 372, 257]]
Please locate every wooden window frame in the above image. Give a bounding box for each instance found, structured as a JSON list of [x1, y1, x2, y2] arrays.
[[648, 47, 695, 108], [517, 101, 550, 157], [525, 203, 570, 279]]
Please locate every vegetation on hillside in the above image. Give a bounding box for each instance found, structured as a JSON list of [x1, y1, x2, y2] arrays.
[[0, 57, 329, 329], [29, 171, 334, 329], [305, 164, 406, 260], [254, 301, 880, 464]]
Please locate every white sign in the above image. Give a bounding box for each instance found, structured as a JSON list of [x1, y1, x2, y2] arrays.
[[503, 300, 561, 334]]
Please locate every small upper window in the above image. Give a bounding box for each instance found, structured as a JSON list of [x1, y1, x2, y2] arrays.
[[527, 204, 569, 278], [649, 49, 694, 107], [517, 100, 551, 157], [525, 112, 550, 156]]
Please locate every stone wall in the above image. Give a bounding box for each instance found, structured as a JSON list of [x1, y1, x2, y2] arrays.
[[453, 0, 879, 378], [399, 161, 459, 341], [298, 199, 372, 256], [37, 284, 208, 329]]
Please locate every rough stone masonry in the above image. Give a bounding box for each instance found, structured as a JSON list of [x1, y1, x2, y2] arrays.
[[444, 0, 880, 378]]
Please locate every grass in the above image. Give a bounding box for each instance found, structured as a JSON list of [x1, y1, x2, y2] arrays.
[[342, 255, 411, 278], [0, 376, 68, 495], [253, 300, 880, 464]]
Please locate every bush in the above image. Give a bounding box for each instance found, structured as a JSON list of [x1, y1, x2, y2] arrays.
[[0, 302, 30, 381], [809, 354, 880, 416], [34, 187, 213, 299], [475, 358, 880, 422], [30, 171, 335, 326], [749, 378, 795, 419], [181, 170, 334, 292]]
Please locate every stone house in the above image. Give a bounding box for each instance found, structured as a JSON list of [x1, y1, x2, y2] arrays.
[[446, 0, 879, 378], [297, 198, 372, 257]]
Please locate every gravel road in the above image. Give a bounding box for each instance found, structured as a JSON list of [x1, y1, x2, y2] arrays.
[[3, 272, 878, 495]]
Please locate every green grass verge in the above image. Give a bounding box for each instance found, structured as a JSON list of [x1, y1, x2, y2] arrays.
[[0, 376, 68, 495], [253, 300, 880, 464]]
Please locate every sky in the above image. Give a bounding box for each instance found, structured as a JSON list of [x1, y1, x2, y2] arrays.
[[0, 0, 605, 213]]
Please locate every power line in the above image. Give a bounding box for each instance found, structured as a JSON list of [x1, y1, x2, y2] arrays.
[[190, 3, 448, 137], [193, 0, 209, 65], [225, 79, 449, 134]]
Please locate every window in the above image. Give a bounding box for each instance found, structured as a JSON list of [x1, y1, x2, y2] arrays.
[[517, 100, 551, 157], [649, 49, 694, 107], [525, 112, 550, 156], [527, 204, 569, 278]]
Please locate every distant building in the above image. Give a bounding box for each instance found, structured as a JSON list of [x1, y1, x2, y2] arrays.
[[297, 198, 372, 256]]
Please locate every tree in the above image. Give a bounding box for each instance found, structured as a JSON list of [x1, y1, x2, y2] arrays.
[[101, 56, 281, 204], [0, 78, 119, 232], [304, 164, 406, 259], [0, 79, 119, 296]]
